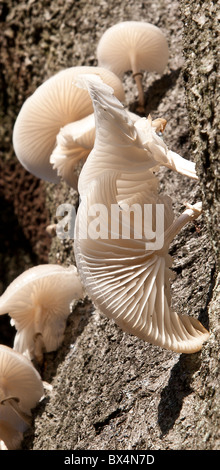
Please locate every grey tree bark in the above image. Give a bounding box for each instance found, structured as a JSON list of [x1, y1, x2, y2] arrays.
[[0, 0, 219, 451]]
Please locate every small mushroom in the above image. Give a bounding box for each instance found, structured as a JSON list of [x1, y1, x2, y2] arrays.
[[0, 345, 44, 449], [0, 264, 84, 363], [97, 21, 169, 111], [74, 171, 209, 354], [13, 66, 125, 183], [75, 75, 197, 199]]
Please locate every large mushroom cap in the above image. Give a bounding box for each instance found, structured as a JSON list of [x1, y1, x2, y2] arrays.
[[0, 264, 84, 357], [75, 171, 209, 354], [97, 21, 169, 78], [12, 66, 125, 183]]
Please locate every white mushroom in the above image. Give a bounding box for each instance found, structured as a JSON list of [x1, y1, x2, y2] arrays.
[[97, 21, 169, 110], [50, 110, 141, 189], [0, 264, 84, 362], [75, 75, 198, 200], [0, 345, 44, 449], [50, 113, 96, 189], [12, 66, 125, 183], [74, 171, 209, 354]]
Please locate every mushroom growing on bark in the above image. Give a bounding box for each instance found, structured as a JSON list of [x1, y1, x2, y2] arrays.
[[73, 74, 209, 353], [75, 75, 198, 200], [74, 171, 209, 354], [97, 21, 169, 111], [12, 66, 125, 183], [0, 345, 44, 449], [50, 109, 140, 189], [0, 264, 84, 363]]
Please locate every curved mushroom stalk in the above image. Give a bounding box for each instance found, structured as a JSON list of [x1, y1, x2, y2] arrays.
[[97, 21, 169, 111], [33, 332, 46, 366], [75, 75, 198, 198], [132, 73, 145, 112], [74, 171, 209, 354], [0, 265, 84, 361]]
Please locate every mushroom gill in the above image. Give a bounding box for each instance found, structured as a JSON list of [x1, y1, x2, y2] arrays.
[[12, 66, 125, 183], [0, 264, 84, 363], [75, 75, 198, 200], [97, 21, 169, 111], [74, 171, 209, 354], [0, 345, 44, 449]]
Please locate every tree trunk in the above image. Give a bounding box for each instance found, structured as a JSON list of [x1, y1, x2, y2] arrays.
[[0, 0, 219, 451]]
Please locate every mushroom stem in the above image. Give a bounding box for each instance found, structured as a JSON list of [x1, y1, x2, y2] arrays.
[[133, 72, 145, 112], [33, 332, 46, 366], [33, 304, 46, 364], [1, 396, 32, 426], [159, 202, 202, 254], [0, 386, 4, 402]]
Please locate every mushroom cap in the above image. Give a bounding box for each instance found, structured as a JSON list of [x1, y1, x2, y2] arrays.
[[97, 21, 169, 78], [50, 110, 141, 189], [76, 74, 158, 198], [50, 113, 96, 188], [12, 66, 125, 183], [75, 171, 209, 354], [76, 75, 197, 198], [0, 345, 43, 413], [0, 264, 84, 356]]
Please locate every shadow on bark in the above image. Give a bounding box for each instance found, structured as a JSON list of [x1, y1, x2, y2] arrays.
[[22, 297, 93, 449], [33, 297, 93, 383], [157, 352, 201, 436], [158, 266, 213, 438], [129, 68, 182, 116]]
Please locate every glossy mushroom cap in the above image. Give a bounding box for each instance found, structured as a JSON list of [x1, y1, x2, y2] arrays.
[[12, 66, 125, 183], [0, 264, 84, 359], [97, 21, 169, 78], [74, 171, 209, 354], [0, 345, 44, 449]]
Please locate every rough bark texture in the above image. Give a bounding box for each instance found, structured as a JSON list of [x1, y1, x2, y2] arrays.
[[181, 0, 219, 260], [0, 0, 219, 451]]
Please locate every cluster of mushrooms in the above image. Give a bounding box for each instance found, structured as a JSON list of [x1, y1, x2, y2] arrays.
[[0, 21, 210, 449]]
